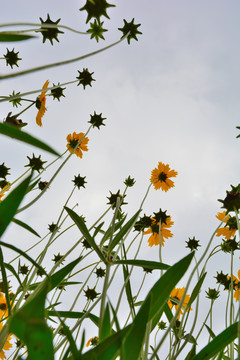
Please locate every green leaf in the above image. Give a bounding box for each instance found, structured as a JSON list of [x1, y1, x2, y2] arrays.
[[121, 295, 151, 360], [80, 326, 130, 360], [188, 272, 207, 308], [58, 317, 78, 360], [192, 322, 238, 360], [4, 262, 22, 287], [109, 210, 141, 251], [204, 324, 216, 339], [65, 207, 106, 263], [99, 302, 111, 342], [9, 285, 54, 360], [100, 216, 126, 247], [114, 259, 169, 270], [0, 32, 36, 42], [47, 311, 99, 326], [108, 300, 120, 332], [93, 222, 105, 238], [0, 241, 47, 276], [12, 217, 40, 237], [0, 123, 59, 156], [123, 265, 135, 317], [0, 175, 31, 236], [146, 252, 194, 329]]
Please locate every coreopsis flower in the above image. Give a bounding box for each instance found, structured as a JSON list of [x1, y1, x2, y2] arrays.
[[106, 190, 127, 209], [0, 185, 10, 203], [233, 270, 240, 302], [4, 48, 21, 68], [144, 217, 173, 247], [216, 211, 237, 240], [86, 336, 98, 347], [36, 80, 49, 126], [150, 162, 178, 191], [118, 18, 142, 44], [0, 322, 13, 359], [66, 132, 89, 158], [168, 287, 191, 319]]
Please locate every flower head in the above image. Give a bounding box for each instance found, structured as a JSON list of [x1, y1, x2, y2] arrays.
[[186, 236, 201, 251], [4, 48, 21, 68], [87, 20, 107, 42], [36, 80, 49, 127], [150, 162, 178, 191], [216, 211, 237, 240], [218, 184, 240, 212], [144, 216, 173, 247], [66, 132, 89, 158], [86, 336, 99, 347], [168, 287, 191, 319], [0, 322, 13, 359], [80, 0, 115, 23], [39, 14, 64, 44], [25, 154, 47, 173], [118, 18, 142, 44], [76, 69, 95, 89]]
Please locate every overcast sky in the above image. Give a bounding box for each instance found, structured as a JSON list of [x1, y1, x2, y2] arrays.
[[1, 0, 240, 356]]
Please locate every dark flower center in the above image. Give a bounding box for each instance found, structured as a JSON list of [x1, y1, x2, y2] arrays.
[[151, 223, 159, 234], [69, 139, 80, 148], [170, 296, 179, 306], [158, 172, 167, 182]]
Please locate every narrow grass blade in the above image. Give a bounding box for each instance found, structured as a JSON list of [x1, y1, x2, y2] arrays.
[[146, 252, 194, 329], [115, 259, 169, 270], [0, 32, 36, 41], [0, 175, 31, 236], [188, 272, 207, 308], [192, 322, 238, 360], [65, 207, 106, 263], [0, 123, 59, 156], [47, 311, 99, 326], [120, 295, 151, 360], [204, 324, 216, 339], [0, 241, 47, 276], [123, 265, 135, 317], [109, 210, 141, 251], [99, 302, 111, 342], [12, 218, 40, 237], [4, 262, 22, 287]]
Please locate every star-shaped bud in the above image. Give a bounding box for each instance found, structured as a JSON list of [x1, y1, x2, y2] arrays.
[[124, 176, 135, 187], [50, 83, 66, 101], [218, 184, 240, 212], [52, 253, 64, 264], [118, 18, 142, 44], [9, 91, 22, 107], [0, 163, 10, 179], [134, 215, 152, 232], [87, 19, 107, 42], [25, 154, 47, 173], [153, 209, 169, 224], [186, 236, 201, 251], [84, 287, 100, 301], [76, 68, 95, 89], [19, 264, 29, 275], [80, 0, 115, 23], [39, 14, 64, 45], [107, 190, 127, 209], [4, 48, 22, 68], [72, 174, 87, 189], [88, 111, 106, 129]]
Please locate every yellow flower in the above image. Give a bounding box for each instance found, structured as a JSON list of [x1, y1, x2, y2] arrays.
[[0, 185, 10, 203], [144, 217, 173, 247], [86, 336, 98, 347], [66, 132, 89, 158], [0, 322, 13, 360], [36, 80, 49, 127], [216, 211, 237, 240], [227, 270, 240, 302], [150, 162, 178, 191], [168, 287, 191, 319]]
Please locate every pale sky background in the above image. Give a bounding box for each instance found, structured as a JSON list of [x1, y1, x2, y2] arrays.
[[1, 0, 240, 357]]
